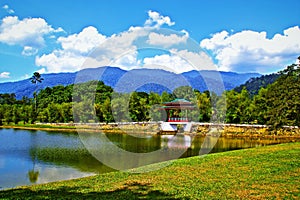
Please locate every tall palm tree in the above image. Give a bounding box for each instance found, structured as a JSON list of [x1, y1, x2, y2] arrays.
[[28, 72, 43, 183], [30, 72, 44, 84], [30, 72, 44, 122]]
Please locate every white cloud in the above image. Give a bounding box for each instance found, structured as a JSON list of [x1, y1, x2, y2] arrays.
[[2, 5, 14, 14], [0, 16, 63, 54], [171, 49, 217, 71], [36, 26, 147, 73], [143, 54, 194, 73], [147, 31, 189, 48], [22, 46, 38, 56], [36, 50, 86, 73], [144, 10, 175, 28], [113, 51, 141, 70], [0, 72, 10, 78], [142, 49, 217, 73], [36, 26, 108, 72], [200, 26, 300, 73], [36, 11, 201, 74], [58, 26, 106, 54]]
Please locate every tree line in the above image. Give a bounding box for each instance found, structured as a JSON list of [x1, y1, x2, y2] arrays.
[[0, 61, 299, 128]]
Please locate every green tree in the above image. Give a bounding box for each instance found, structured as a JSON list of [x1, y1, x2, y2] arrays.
[[173, 86, 194, 101], [0, 105, 3, 125], [265, 62, 300, 128], [195, 91, 211, 122], [95, 81, 113, 104], [129, 92, 149, 122], [111, 93, 131, 122], [238, 88, 252, 123], [30, 72, 44, 123], [101, 98, 114, 123], [3, 104, 13, 124], [0, 93, 17, 104], [161, 91, 174, 103], [252, 87, 268, 124], [148, 92, 162, 121], [224, 90, 240, 123]]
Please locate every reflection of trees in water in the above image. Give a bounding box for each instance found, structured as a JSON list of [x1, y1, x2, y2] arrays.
[[28, 169, 39, 183], [32, 147, 115, 174], [23, 133, 300, 181], [28, 132, 39, 183]]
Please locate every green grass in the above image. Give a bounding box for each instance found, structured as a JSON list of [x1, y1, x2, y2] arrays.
[[0, 143, 299, 199], [6, 123, 77, 129]]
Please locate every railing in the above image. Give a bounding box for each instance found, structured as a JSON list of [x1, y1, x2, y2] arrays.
[[167, 117, 189, 122]]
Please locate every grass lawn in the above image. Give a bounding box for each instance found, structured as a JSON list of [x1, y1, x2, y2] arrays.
[[0, 142, 299, 199]]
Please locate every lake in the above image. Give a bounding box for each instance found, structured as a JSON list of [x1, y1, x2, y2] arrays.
[[0, 128, 299, 190]]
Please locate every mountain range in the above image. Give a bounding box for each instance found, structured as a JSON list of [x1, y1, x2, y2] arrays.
[[0, 66, 261, 99]]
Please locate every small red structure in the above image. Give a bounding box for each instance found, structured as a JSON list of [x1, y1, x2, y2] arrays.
[[161, 99, 195, 122]]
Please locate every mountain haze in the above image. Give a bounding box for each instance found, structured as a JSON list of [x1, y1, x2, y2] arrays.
[[0, 66, 260, 99]]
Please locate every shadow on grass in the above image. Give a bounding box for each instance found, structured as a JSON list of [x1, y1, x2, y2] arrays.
[[0, 181, 185, 200]]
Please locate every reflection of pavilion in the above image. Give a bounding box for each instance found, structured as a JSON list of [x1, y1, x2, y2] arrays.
[[159, 99, 195, 133], [161, 135, 192, 149]]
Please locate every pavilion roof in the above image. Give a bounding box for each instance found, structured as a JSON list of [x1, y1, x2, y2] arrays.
[[161, 98, 195, 109]]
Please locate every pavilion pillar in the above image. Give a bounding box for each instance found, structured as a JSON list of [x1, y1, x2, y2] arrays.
[[166, 109, 170, 122]]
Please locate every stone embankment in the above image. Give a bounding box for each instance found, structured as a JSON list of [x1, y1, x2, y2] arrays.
[[35, 122, 300, 137]]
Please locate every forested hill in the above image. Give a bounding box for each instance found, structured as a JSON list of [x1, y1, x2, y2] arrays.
[[0, 66, 260, 99], [234, 73, 281, 96], [0, 61, 298, 128]]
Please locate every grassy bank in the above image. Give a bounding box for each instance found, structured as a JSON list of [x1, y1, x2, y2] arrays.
[[0, 142, 299, 199]]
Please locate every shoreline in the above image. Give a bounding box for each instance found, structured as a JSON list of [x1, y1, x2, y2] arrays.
[[1, 122, 300, 138]]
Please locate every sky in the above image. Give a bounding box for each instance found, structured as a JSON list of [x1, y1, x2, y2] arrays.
[[0, 0, 299, 82]]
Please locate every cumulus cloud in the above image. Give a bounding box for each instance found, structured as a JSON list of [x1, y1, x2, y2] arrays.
[[147, 30, 189, 48], [58, 26, 106, 54], [200, 26, 300, 73], [143, 54, 194, 73], [36, 50, 86, 73], [36, 26, 148, 72], [36, 11, 202, 74], [2, 5, 14, 14], [171, 49, 217, 71], [0, 72, 10, 78], [112, 51, 141, 70], [0, 16, 64, 55], [142, 49, 217, 73], [144, 10, 175, 28], [36, 26, 108, 72]]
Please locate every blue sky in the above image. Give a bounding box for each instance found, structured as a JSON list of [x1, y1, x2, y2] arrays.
[[0, 0, 299, 82]]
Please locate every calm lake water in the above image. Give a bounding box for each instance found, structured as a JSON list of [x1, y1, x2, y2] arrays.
[[0, 128, 299, 190]]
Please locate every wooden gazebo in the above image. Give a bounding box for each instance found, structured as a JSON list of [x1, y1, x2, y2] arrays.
[[159, 99, 195, 133], [161, 98, 195, 122]]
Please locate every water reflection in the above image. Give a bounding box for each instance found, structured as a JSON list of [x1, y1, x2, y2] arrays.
[[0, 128, 299, 190], [28, 131, 39, 183]]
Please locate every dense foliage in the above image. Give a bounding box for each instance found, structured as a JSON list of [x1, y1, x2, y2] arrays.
[[0, 60, 299, 128], [234, 73, 280, 96]]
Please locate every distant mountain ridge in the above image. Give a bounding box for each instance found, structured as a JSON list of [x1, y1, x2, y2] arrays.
[[0, 66, 260, 99], [234, 73, 280, 96]]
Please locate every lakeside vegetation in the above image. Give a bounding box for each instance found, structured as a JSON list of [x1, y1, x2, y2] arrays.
[[0, 61, 299, 130], [0, 142, 299, 199]]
